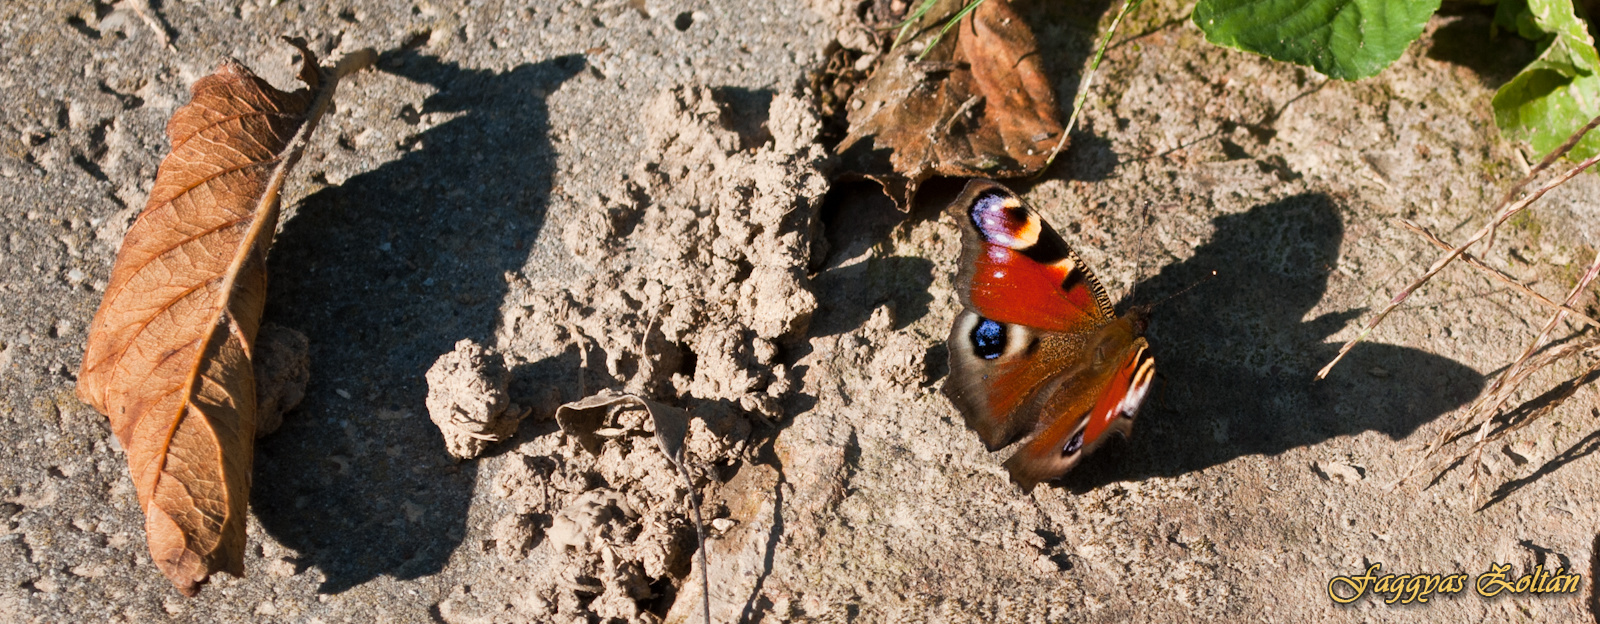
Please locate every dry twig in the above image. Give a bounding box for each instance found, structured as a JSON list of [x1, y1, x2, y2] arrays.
[[1397, 219, 1600, 329], [1467, 251, 1600, 434], [1391, 249, 1600, 495], [1317, 113, 1600, 379], [1319, 113, 1600, 502], [1392, 336, 1600, 493]]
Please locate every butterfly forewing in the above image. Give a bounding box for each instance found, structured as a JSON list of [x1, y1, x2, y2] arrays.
[[952, 182, 1115, 333]]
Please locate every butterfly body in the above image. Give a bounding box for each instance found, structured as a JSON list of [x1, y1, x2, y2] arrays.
[[943, 180, 1155, 492]]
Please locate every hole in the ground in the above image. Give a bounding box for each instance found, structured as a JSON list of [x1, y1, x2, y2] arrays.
[[645, 575, 679, 617], [676, 344, 698, 379]]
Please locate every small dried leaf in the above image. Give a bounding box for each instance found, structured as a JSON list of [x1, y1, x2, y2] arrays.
[[837, 0, 1064, 208], [554, 390, 688, 461], [76, 41, 372, 596]]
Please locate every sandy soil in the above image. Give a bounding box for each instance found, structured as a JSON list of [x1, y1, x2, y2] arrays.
[[2, 0, 1599, 622]]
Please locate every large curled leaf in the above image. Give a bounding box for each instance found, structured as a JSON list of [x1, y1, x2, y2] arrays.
[[1492, 0, 1600, 160], [1192, 0, 1441, 80], [75, 40, 372, 596], [836, 0, 1064, 209]]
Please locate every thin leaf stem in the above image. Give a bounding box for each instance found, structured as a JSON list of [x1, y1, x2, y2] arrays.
[[1040, 0, 1147, 172]]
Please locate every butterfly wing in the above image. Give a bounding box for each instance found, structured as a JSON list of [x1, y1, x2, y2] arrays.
[[950, 180, 1115, 332], [943, 179, 1117, 449], [1001, 334, 1155, 492], [942, 179, 1155, 491], [945, 311, 1086, 450]]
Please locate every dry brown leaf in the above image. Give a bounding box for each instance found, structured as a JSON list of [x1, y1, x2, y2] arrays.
[[837, 0, 1064, 209], [75, 39, 373, 596], [554, 390, 689, 463]]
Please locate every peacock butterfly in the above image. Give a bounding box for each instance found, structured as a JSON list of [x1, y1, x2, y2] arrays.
[[942, 179, 1155, 492]]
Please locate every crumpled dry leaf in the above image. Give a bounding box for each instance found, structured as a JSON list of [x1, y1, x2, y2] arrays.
[[837, 0, 1064, 209], [75, 40, 373, 596], [554, 390, 689, 462]]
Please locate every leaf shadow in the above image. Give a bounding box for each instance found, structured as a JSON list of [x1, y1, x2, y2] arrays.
[[254, 51, 585, 593], [1425, 5, 1539, 90], [1058, 193, 1488, 490]]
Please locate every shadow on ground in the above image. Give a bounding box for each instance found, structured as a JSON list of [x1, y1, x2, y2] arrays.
[[1063, 193, 1487, 490], [252, 51, 584, 593], [1426, 4, 1539, 89]]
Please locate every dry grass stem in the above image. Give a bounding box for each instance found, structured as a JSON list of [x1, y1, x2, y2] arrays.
[[1451, 250, 1600, 500], [1485, 113, 1600, 251], [1398, 219, 1600, 329], [1317, 113, 1600, 379], [1400, 338, 1600, 499], [1391, 335, 1600, 491], [1465, 249, 1600, 436], [1392, 246, 1600, 495]]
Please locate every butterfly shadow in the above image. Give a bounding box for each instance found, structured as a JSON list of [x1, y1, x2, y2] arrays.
[[1060, 193, 1487, 490], [253, 51, 586, 593]]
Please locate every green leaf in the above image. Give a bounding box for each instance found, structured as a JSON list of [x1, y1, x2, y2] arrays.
[[1192, 0, 1442, 80], [1495, 0, 1547, 41], [1492, 0, 1600, 160]]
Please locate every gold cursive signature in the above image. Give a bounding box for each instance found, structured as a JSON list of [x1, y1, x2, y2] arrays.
[[1329, 562, 1583, 605], [1328, 563, 1468, 604], [1475, 563, 1582, 597]]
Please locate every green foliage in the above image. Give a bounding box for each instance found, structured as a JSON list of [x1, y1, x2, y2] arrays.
[[902, 0, 1600, 163], [1491, 0, 1600, 160], [1186, 0, 1600, 161], [1192, 0, 1441, 80]]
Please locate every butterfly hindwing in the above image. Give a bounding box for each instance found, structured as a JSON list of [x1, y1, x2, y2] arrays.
[[943, 179, 1156, 492], [1001, 336, 1154, 492], [945, 311, 1085, 450]]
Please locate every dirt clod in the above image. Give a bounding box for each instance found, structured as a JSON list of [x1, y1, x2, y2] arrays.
[[253, 323, 310, 437], [425, 338, 530, 459]]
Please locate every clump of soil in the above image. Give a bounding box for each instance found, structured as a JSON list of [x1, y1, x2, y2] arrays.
[[425, 339, 529, 459], [476, 85, 834, 621]]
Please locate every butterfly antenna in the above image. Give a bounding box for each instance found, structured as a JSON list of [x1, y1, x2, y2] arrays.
[[1150, 270, 1217, 312]]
